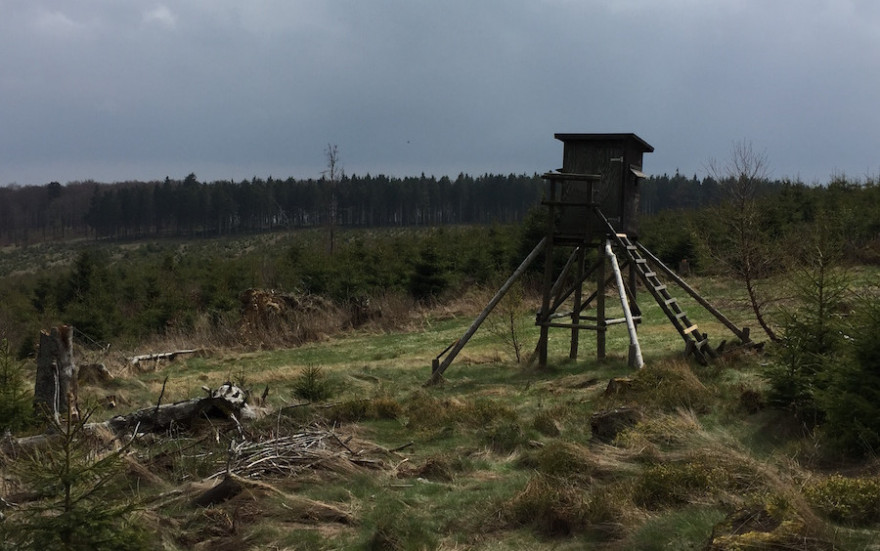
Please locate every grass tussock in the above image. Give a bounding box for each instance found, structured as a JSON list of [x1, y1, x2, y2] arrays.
[[519, 441, 604, 483], [504, 474, 629, 538], [614, 408, 706, 450], [532, 409, 562, 437], [325, 395, 404, 424], [362, 499, 438, 551], [602, 359, 714, 413], [401, 391, 517, 431], [636, 360, 714, 412]]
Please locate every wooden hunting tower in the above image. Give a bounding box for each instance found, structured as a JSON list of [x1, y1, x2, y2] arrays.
[[429, 133, 754, 383]]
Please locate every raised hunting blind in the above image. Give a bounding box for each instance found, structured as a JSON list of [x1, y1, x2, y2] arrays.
[[429, 133, 754, 383]]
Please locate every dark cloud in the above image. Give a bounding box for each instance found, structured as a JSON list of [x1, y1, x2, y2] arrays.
[[2, 1, 878, 185]]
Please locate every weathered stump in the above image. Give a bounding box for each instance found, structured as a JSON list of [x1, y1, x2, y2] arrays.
[[33, 325, 78, 423]]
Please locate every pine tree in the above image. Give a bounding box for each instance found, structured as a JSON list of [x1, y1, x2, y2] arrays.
[[0, 406, 151, 550]]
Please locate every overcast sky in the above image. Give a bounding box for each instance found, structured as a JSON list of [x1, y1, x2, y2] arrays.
[[2, 0, 879, 186]]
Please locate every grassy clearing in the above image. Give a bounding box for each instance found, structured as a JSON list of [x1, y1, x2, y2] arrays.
[[6, 268, 880, 550]]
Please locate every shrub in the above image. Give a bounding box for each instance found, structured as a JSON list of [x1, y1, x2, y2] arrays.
[[767, 228, 849, 425], [632, 451, 760, 510], [804, 474, 880, 526], [408, 244, 449, 302]]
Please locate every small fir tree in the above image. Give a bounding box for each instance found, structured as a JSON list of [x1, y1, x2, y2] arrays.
[[766, 216, 848, 424], [819, 294, 880, 456], [0, 406, 150, 551], [409, 244, 449, 302]]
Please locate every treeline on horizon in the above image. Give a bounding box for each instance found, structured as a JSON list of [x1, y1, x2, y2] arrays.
[[1, 170, 879, 245]]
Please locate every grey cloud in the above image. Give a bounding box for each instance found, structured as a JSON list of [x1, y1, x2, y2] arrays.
[[1, 0, 878, 185]]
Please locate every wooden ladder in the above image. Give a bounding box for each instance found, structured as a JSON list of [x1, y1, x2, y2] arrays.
[[608, 231, 713, 364]]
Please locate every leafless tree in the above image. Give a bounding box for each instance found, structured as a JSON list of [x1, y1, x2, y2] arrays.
[[706, 140, 779, 342], [485, 280, 530, 363], [323, 144, 343, 255]]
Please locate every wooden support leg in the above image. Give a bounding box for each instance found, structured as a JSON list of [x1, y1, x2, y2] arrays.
[[629, 256, 638, 330], [538, 238, 555, 369], [596, 244, 606, 360], [569, 247, 585, 360]]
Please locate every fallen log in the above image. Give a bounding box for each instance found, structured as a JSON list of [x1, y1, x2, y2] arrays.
[[105, 382, 258, 435], [127, 349, 202, 367], [2, 383, 258, 455]]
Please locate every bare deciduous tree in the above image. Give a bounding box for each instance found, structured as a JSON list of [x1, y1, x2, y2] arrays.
[[323, 144, 343, 255], [706, 140, 779, 342]]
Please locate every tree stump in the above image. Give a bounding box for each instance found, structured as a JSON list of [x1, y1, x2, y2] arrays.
[[33, 325, 78, 423], [589, 407, 643, 443]]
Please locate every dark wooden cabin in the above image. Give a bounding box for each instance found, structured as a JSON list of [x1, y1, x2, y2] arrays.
[[552, 133, 653, 243]]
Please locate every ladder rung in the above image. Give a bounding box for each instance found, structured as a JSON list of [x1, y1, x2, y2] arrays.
[[654, 285, 667, 292], [635, 259, 647, 264], [644, 271, 656, 278], [665, 298, 677, 305], [626, 245, 637, 250], [676, 311, 688, 319], [683, 324, 699, 335], [616, 233, 628, 238]]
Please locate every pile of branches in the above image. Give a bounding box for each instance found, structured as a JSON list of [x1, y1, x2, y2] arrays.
[[211, 427, 385, 481], [237, 288, 341, 348]]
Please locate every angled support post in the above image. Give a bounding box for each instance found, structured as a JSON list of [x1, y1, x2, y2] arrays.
[[428, 238, 547, 384], [605, 241, 644, 369]]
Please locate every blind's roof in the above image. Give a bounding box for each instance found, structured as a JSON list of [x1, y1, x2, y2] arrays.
[[554, 133, 654, 153]]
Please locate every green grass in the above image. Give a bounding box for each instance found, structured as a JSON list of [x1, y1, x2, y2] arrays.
[[8, 263, 880, 549], [623, 507, 728, 550]]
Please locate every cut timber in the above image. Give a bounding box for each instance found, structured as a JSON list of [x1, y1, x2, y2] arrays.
[[128, 349, 202, 367]]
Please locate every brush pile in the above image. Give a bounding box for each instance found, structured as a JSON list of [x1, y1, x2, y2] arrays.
[[211, 427, 385, 480]]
